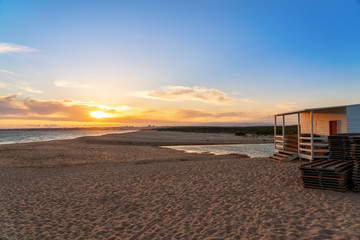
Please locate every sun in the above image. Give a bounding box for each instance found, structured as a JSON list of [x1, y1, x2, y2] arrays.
[[90, 111, 110, 119]]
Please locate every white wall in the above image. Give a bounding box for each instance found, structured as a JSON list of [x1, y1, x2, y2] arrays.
[[300, 107, 347, 136], [346, 105, 360, 133]]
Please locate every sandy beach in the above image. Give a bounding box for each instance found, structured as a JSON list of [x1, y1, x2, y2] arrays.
[[1, 130, 360, 239]]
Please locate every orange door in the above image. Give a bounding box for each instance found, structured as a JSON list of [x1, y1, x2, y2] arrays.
[[329, 121, 338, 135]]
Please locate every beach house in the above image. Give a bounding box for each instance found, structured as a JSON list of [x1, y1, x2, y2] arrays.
[[271, 104, 360, 162]]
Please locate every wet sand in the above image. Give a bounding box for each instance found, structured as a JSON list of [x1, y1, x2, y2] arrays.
[[0, 130, 359, 239]]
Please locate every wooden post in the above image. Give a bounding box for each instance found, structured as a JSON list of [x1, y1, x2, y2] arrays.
[[310, 110, 314, 162], [282, 115, 285, 150], [274, 116, 277, 151], [298, 113, 301, 159]]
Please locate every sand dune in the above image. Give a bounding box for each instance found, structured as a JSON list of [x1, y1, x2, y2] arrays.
[[0, 131, 359, 239]]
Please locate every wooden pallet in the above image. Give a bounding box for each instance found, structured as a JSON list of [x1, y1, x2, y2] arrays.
[[299, 159, 353, 192], [302, 184, 350, 192], [328, 135, 354, 161], [349, 135, 360, 192]]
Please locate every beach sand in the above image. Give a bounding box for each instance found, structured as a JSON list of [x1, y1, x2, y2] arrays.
[[1, 130, 359, 239]]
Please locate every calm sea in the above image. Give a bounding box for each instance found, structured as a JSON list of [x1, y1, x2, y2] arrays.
[[162, 143, 274, 158], [0, 129, 136, 145]]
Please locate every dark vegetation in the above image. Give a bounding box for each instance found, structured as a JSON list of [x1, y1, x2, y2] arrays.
[[157, 126, 298, 136]]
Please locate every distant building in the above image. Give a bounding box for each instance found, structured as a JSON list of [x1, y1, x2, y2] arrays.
[[270, 104, 360, 162]]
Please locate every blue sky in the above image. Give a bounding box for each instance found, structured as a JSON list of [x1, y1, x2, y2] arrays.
[[0, 0, 359, 127]]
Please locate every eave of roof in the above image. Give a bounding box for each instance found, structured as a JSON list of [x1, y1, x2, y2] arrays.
[[274, 103, 360, 116]]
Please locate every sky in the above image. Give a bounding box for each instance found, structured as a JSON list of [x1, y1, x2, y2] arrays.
[[0, 0, 360, 128]]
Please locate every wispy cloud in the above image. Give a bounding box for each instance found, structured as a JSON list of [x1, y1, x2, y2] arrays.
[[240, 98, 255, 103], [97, 105, 132, 111], [175, 109, 246, 120], [54, 80, 89, 88], [275, 103, 296, 112], [0, 43, 36, 54], [0, 81, 42, 93], [18, 86, 42, 94], [0, 69, 14, 74], [139, 85, 233, 104], [17, 82, 42, 94]]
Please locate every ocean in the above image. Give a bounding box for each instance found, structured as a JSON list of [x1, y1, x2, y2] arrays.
[[0, 129, 136, 145], [162, 143, 274, 158]]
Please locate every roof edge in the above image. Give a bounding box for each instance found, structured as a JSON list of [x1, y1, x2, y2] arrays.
[[274, 103, 360, 116]]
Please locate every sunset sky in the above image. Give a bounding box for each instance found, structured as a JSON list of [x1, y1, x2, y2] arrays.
[[1, 0, 360, 128]]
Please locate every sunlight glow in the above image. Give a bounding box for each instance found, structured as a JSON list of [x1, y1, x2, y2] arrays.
[[90, 111, 110, 119]]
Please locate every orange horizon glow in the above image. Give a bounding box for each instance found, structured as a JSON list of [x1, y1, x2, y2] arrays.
[[0, 93, 301, 128], [90, 111, 111, 119]]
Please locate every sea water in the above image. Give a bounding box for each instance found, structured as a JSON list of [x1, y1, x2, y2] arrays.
[[0, 129, 135, 145], [162, 143, 274, 158]]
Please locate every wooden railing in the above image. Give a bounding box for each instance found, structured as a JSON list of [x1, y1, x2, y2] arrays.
[[298, 134, 329, 161], [274, 134, 298, 152], [274, 134, 329, 161], [274, 135, 284, 150]]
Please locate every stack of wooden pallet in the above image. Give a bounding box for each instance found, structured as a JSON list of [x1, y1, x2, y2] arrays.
[[299, 160, 353, 192], [328, 135, 353, 161], [350, 136, 360, 192]]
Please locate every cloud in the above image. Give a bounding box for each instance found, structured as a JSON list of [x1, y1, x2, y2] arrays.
[[141, 85, 233, 104], [18, 86, 42, 94], [0, 81, 42, 93], [0, 95, 268, 126], [0, 43, 36, 54], [23, 99, 69, 115], [240, 98, 255, 103], [97, 105, 132, 111], [0, 94, 28, 115], [0, 95, 133, 123], [275, 103, 296, 112], [0, 69, 14, 74], [54, 80, 89, 88], [175, 109, 247, 120], [0, 95, 93, 121]]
